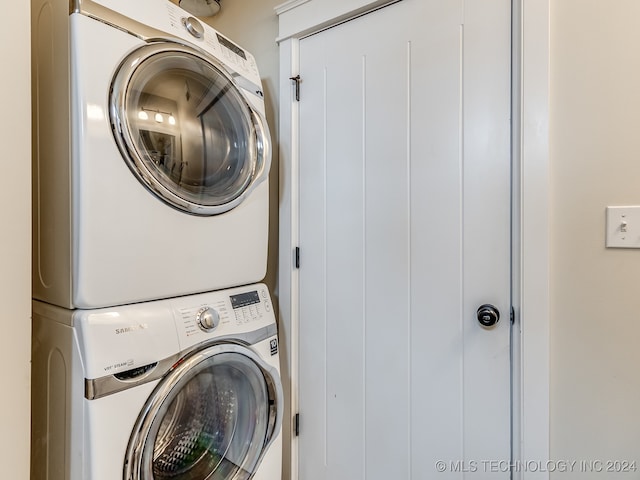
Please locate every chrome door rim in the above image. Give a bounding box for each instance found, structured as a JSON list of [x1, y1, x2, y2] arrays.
[[123, 342, 283, 480], [110, 42, 271, 216]]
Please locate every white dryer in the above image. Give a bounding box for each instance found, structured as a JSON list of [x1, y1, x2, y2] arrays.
[[31, 283, 283, 480], [32, 0, 272, 309]]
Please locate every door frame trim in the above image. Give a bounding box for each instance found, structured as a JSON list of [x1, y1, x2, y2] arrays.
[[276, 1, 550, 478], [512, 1, 551, 478]]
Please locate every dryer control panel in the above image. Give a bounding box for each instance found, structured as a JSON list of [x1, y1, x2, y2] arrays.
[[87, 0, 262, 85]]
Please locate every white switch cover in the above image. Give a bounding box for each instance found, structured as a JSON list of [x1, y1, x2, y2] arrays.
[[606, 206, 640, 248]]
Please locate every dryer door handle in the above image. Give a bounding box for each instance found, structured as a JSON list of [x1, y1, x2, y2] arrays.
[[251, 109, 272, 187]]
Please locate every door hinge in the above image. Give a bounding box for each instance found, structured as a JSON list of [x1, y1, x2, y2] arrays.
[[510, 306, 515, 324], [294, 413, 300, 436], [295, 247, 300, 269], [290, 75, 301, 101]]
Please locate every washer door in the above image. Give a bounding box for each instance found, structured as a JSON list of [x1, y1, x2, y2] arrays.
[[110, 43, 270, 216], [124, 343, 283, 480]]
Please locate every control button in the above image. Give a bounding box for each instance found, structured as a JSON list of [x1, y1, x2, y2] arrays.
[[182, 16, 205, 39], [196, 306, 220, 332], [264, 301, 271, 313]]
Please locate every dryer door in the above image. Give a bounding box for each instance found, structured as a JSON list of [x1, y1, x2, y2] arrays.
[[124, 343, 282, 480], [110, 43, 271, 216]]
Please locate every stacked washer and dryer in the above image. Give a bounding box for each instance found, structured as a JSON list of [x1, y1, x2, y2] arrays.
[[30, 1, 283, 479]]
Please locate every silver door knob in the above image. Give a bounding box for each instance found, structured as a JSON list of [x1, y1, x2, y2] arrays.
[[477, 304, 500, 328]]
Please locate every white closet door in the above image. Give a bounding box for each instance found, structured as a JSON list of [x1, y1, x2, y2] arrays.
[[297, 0, 511, 478]]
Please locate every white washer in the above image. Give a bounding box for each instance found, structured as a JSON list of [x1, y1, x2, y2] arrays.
[[32, 0, 272, 309], [31, 283, 283, 480]]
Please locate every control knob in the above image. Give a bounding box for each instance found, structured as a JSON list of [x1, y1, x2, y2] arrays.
[[182, 16, 205, 39], [196, 306, 220, 332]]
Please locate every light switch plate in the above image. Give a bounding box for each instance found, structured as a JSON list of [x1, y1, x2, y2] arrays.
[[606, 206, 640, 248]]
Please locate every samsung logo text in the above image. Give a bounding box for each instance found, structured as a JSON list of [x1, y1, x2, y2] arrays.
[[115, 323, 149, 335]]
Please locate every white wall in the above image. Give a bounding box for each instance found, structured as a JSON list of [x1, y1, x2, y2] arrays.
[[550, 1, 640, 476], [0, 1, 32, 478]]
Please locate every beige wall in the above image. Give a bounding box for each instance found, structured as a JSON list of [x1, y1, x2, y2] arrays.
[[550, 0, 640, 476], [0, 1, 32, 478]]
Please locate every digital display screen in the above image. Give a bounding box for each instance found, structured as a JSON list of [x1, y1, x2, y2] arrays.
[[217, 34, 247, 60], [230, 291, 260, 309]]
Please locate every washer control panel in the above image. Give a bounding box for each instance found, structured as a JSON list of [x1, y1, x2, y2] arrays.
[[174, 284, 274, 344], [230, 287, 272, 324]]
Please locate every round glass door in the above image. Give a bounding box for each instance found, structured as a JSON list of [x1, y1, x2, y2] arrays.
[[125, 345, 282, 480], [110, 43, 270, 216]]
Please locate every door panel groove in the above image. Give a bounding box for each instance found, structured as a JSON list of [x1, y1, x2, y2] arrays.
[[405, 39, 413, 478]]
